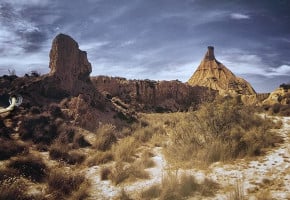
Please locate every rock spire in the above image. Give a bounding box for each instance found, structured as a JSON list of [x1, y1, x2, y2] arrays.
[[188, 46, 256, 95]]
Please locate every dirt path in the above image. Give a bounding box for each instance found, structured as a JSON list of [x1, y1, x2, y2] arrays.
[[208, 116, 290, 199]]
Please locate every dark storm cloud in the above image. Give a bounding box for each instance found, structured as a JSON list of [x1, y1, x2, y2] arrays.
[[0, 0, 289, 92]]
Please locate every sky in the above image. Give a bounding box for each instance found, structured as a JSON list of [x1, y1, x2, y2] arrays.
[[0, 0, 289, 92]]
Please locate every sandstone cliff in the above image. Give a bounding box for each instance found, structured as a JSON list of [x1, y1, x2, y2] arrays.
[[92, 76, 216, 112], [188, 46, 256, 96]]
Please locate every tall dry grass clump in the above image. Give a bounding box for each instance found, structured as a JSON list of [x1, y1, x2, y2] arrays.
[[48, 169, 89, 198], [112, 136, 138, 162], [7, 154, 48, 182], [108, 161, 149, 185], [166, 97, 283, 165], [94, 124, 117, 151], [140, 173, 218, 200]]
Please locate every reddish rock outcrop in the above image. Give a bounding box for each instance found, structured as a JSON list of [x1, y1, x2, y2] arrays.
[[188, 46, 256, 96], [49, 34, 92, 95], [92, 76, 216, 112]]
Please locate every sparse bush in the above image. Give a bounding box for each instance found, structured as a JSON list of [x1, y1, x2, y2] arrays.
[[228, 182, 245, 200], [7, 155, 48, 182], [73, 133, 91, 148], [133, 126, 154, 143], [114, 189, 133, 200], [141, 184, 161, 199], [109, 162, 149, 185], [94, 124, 117, 151], [49, 140, 86, 165], [0, 168, 19, 182], [166, 98, 283, 165], [48, 169, 86, 196], [48, 103, 63, 118], [86, 151, 113, 166], [112, 136, 138, 162], [0, 177, 34, 200], [141, 173, 218, 200], [0, 139, 28, 160], [138, 151, 155, 168], [19, 114, 58, 144], [100, 167, 111, 180]]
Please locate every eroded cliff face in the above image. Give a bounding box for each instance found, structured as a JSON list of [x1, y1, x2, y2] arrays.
[[188, 46, 256, 96], [92, 76, 216, 112]]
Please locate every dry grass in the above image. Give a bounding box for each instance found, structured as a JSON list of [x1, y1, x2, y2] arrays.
[[49, 140, 86, 165], [0, 138, 28, 160], [255, 190, 272, 200], [0, 177, 44, 200], [140, 184, 161, 199], [114, 189, 133, 200], [140, 173, 219, 200], [7, 154, 48, 182], [108, 162, 149, 185], [228, 182, 245, 200], [48, 169, 87, 197], [86, 150, 113, 166], [0, 167, 19, 182], [94, 124, 117, 151], [164, 98, 284, 166], [138, 150, 155, 168], [100, 167, 111, 180], [19, 114, 58, 144], [112, 136, 139, 162]]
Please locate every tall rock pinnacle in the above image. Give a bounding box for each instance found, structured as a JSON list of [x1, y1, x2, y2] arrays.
[[49, 34, 92, 94], [204, 46, 215, 61], [188, 46, 256, 95]]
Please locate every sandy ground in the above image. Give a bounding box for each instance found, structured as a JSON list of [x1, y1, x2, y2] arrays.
[[86, 116, 290, 199]]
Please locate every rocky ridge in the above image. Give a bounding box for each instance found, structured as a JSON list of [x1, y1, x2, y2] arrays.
[[92, 76, 216, 112]]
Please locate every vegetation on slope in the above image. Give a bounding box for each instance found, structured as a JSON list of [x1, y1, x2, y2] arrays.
[[165, 97, 283, 166]]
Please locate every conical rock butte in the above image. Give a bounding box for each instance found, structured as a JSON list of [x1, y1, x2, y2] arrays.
[[187, 46, 256, 96]]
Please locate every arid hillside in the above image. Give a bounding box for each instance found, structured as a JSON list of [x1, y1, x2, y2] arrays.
[[0, 34, 289, 200]]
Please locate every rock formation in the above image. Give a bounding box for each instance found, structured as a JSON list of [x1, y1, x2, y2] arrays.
[[0, 34, 136, 131], [188, 46, 256, 96], [49, 34, 92, 95], [92, 76, 216, 112], [263, 84, 290, 105]]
